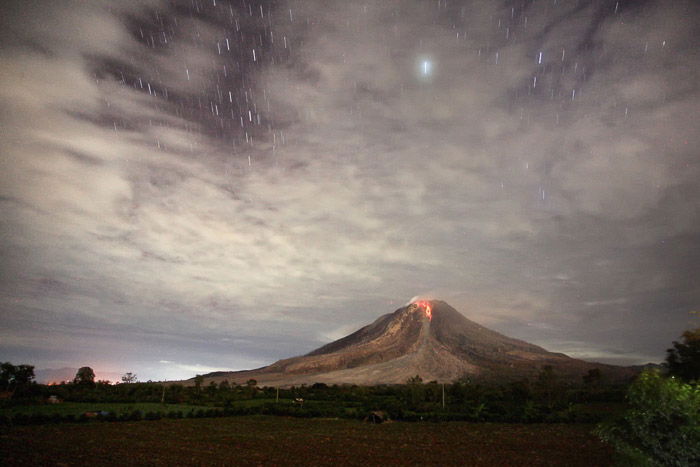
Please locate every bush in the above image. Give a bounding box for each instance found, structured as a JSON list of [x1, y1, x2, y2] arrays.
[[596, 370, 700, 466]]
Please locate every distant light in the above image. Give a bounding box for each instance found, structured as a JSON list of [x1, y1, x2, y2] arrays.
[[416, 57, 435, 81]]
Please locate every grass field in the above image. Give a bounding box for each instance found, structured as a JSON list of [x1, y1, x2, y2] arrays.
[[0, 416, 613, 466], [0, 402, 214, 418]]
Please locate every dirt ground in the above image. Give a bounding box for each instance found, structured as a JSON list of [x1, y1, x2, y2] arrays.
[[0, 416, 614, 466]]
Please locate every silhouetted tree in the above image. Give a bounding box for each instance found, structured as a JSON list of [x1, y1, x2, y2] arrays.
[[0, 362, 35, 394], [666, 328, 700, 382], [74, 367, 95, 385], [406, 375, 423, 384], [0, 362, 12, 391], [121, 372, 137, 384], [193, 375, 204, 393]]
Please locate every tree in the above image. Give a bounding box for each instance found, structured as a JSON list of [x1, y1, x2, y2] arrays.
[[406, 375, 423, 385], [13, 364, 35, 387], [193, 375, 204, 392], [0, 362, 13, 391], [596, 370, 700, 465], [245, 379, 258, 398], [665, 328, 700, 382], [405, 375, 424, 407], [121, 372, 138, 384], [0, 362, 35, 393], [74, 367, 95, 385]]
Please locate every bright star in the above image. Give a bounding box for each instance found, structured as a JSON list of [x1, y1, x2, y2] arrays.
[[416, 56, 435, 81]]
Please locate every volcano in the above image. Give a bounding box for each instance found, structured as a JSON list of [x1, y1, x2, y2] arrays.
[[199, 300, 637, 386]]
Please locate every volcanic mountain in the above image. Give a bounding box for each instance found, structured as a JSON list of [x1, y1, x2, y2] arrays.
[[198, 300, 637, 386]]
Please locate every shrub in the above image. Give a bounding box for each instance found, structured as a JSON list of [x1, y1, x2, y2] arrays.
[[596, 370, 700, 466]]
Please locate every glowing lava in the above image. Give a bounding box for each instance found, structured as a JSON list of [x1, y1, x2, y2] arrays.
[[413, 300, 433, 321]]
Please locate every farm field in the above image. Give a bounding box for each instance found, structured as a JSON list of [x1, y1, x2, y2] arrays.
[[0, 415, 614, 466]]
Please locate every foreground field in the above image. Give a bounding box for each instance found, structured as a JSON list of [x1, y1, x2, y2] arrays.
[[0, 416, 612, 466]]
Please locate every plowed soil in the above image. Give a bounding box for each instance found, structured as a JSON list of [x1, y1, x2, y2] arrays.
[[0, 416, 613, 466]]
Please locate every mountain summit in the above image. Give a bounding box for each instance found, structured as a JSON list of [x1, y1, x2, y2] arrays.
[[199, 300, 636, 386]]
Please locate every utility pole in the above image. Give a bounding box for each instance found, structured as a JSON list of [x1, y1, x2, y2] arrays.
[[276, 386, 279, 403], [441, 383, 445, 410]]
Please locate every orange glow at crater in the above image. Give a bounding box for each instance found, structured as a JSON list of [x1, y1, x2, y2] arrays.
[[413, 300, 433, 321]]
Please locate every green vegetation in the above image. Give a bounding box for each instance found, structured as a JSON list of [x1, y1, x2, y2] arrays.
[[597, 370, 700, 466], [0, 362, 35, 398], [593, 326, 700, 465], [1, 365, 631, 426]]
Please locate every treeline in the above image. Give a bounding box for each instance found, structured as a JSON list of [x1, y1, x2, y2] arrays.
[[2, 369, 629, 425]]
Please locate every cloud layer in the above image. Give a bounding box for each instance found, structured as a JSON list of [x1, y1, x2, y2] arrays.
[[1, 0, 698, 380]]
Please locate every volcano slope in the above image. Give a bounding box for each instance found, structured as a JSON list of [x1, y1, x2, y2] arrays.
[[199, 300, 637, 386]]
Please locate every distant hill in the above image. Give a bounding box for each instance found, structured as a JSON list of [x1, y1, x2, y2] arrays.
[[193, 300, 639, 387]]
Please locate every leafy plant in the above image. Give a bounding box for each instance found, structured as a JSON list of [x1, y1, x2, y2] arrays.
[[596, 370, 700, 466]]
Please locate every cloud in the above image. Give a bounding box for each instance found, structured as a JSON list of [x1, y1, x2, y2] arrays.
[[1, 0, 699, 379]]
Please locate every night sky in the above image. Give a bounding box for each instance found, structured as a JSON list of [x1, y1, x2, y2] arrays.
[[1, 0, 698, 382]]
